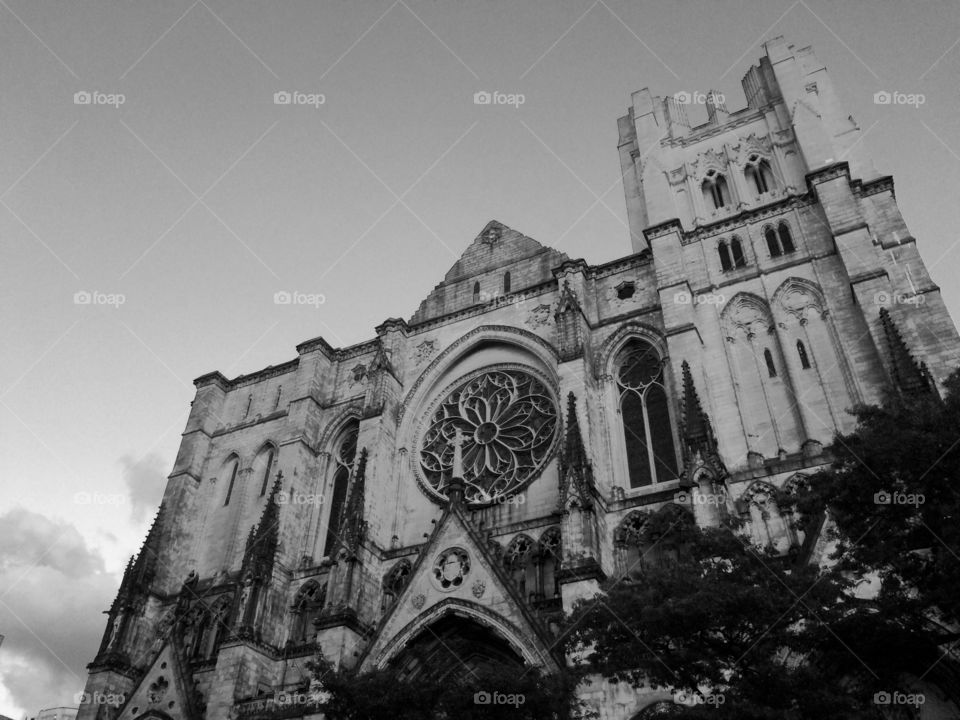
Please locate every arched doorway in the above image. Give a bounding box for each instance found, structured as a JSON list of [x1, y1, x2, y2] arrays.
[[389, 615, 526, 682]]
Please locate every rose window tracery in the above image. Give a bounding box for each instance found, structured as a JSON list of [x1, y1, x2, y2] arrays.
[[418, 368, 559, 505], [432, 548, 470, 591]]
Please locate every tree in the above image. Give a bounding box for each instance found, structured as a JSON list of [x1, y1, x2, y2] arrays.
[[306, 643, 590, 720]]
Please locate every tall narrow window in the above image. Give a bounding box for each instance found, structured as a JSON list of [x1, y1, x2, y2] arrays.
[[764, 348, 777, 378], [539, 528, 561, 600], [256, 447, 275, 496], [274, 385, 282, 410], [244, 395, 253, 419], [765, 227, 780, 257], [718, 241, 732, 271], [223, 458, 239, 507], [797, 340, 811, 369], [503, 271, 511, 294], [616, 340, 678, 488], [778, 223, 795, 253], [731, 236, 746, 268], [324, 422, 359, 556], [745, 156, 774, 196], [504, 535, 536, 600], [702, 172, 729, 210], [472, 281, 480, 303]]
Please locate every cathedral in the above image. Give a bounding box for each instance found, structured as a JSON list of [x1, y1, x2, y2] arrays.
[[78, 37, 960, 719]]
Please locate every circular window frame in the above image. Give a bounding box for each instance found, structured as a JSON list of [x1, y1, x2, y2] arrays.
[[412, 363, 561, 508]]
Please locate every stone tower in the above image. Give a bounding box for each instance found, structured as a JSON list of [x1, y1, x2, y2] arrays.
[[78, 37, 960, 720]]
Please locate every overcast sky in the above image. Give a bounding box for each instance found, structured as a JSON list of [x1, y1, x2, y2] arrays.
[[2, 0, 960, 714]]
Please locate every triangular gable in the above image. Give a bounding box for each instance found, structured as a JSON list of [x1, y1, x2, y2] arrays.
[[357, 499, 560, 673], [113, 638, 201, 720], [409, 220, 569, 324]]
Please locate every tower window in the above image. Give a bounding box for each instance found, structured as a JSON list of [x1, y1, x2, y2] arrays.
[[745, 156, 774, 196], [718, 241, 732, 272], [730, 236, 746, 268], [778, 222, 795, 253], [223, 458, 239, 507], [503, 271, 511, 294], [274, 385, 282, 410], [797, 340, 811, 369], [616, 281, 636, 300], [615, 339, 678, 488], [257, 447, 275, 496], [702, 171, 730, 210], [765, 227, 780, 257], [764, 348, 777, 378], [244, 394, 253, 419], [472, 281, 480, 303]]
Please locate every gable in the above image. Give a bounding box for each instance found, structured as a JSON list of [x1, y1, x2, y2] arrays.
[[113, 641, 200, 720], [409, 220, 569, 324], [358, 499, 559, 673]]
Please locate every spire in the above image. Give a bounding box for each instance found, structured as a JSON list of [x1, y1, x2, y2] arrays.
[[337, 448, 368, 555], [241, 472, 282, 582], [115, 503, 165, 606], [879, 308, 935, 396], [679, 360, 716, 456], [559, 392, 593, 510]]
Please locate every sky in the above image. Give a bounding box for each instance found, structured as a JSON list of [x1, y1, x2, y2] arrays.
[[2, 0, 960, 714]]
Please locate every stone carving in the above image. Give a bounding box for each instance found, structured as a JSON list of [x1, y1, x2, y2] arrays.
[[414, 339, 437, 364], [147, 675, 169, 703], [471, 579, 486, 599], [525, 304, 552, 329], [411, 593, 426, 610]]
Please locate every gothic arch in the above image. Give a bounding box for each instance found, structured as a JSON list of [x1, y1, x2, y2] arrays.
[[371, 597, 551, 670], [771, 277, 825, 322], [720, 292, 775, 339], [594, 321, 669, 380], [315, 403, 363, 456], [382, 559, 413, 610], [397, 325, 560, 427], [740, 479, 779, 503], [252, 442, 278, 497]]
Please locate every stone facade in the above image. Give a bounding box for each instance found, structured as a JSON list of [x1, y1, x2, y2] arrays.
[[78, 37, 960, 720]]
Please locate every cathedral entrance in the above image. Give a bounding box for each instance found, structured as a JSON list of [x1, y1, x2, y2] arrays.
[[389, 615, 526, 682]]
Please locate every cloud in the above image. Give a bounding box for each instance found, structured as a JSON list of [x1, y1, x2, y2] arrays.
[[0, 508, 105, 578], [120, 454, 166, 523], [0, 510, 117, 717]]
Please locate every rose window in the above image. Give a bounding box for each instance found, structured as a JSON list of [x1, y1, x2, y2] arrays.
[[418, 368, 559, 505], [432, 548, 470, 591]]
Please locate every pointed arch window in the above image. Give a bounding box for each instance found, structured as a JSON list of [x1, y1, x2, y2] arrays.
[[255, 446, 275, 497], [290, 580, 326, 644], [615, 340, 679, 488], [503, 271, 511, 294], [323, 421, 359, 557], [538, 528, 561, 601], [765, 227, 781, 257], [382, 560, 412, 611], [764, 348, 777, 377], [730, 236, 746, 268], [222, 457, 239, 507], [745, 155, 775, 196], [702, 171, 729, 210], [504, 535, 536, 600], [472, 281, 480, 303], [718, 240, 732, 272], [778, 222, 795, 253], [797, 340, 811, 369]]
